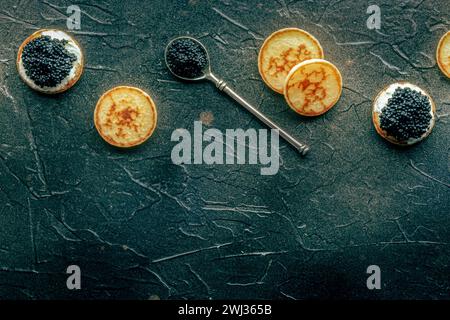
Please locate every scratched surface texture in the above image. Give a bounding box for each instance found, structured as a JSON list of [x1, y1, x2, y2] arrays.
[[0, 0, 449, 300]]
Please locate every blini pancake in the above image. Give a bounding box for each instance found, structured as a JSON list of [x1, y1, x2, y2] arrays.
[[372, 82, 436, 146], [94, 86, 157, 148], [284, 59, 342, 116], [437, 31, 450, 78], [17, 29, 84, 94], [258, 28, 324, 94]]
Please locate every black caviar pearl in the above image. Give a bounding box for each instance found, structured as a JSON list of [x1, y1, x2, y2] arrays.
[[379, 87, 432, 141], [166, 38, 208, 79], [21, 35, 77, 88]]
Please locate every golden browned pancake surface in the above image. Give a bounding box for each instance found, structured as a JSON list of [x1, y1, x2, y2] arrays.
[[258, 28, 324, 94], [94, 86, 157, 148], [284, 59, 342, 116], [437, 31, 450, 78]]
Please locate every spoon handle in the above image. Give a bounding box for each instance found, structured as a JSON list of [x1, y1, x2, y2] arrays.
[[206, 73, 310, 156]]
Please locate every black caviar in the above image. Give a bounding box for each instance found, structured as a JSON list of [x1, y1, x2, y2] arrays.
[[379, 87, 432, 141], [21, 35, 77, 88], [166, 38, 208, 79]]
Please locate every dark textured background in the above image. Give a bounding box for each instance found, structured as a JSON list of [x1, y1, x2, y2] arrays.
[[0, 0, 449, 300]]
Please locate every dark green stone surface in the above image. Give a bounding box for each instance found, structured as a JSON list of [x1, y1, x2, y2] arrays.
[[0, 0, 449, 299]]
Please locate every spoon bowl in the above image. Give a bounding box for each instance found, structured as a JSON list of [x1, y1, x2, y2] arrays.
[[165, 36, 211, 81]]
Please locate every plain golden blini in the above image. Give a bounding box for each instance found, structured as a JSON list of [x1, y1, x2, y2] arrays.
[[258, 28, 324, 94], [284, 59, 343, 116], [437, 31, 450, 78], [94, 86, 157, 148]]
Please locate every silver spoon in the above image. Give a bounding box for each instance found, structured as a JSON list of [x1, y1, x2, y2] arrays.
[[165, 36, 310, 156]]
